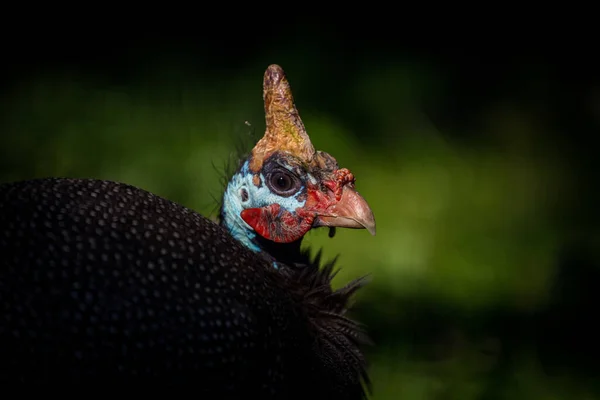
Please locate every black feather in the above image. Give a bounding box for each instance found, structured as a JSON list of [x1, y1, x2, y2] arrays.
[[0, 177, 370, 398]]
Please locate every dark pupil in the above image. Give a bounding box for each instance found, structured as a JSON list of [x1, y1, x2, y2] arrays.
[[276, 174, 290, 189]]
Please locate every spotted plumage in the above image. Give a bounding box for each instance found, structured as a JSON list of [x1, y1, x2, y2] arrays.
[[0, 65, 376, 397], [0, 178, 369, 395]]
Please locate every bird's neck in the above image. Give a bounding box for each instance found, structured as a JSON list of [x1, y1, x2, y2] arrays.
[[220, 178, 262, 254], [220, 163, 307, 268]]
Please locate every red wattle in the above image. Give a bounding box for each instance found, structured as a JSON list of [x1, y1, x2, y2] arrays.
[[241, 204, 315, 243]]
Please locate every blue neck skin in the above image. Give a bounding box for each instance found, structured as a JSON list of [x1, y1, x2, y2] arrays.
[[221, 160, 307, 269], [221, 161, 261, 253]]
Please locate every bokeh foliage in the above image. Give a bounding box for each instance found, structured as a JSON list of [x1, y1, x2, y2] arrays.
[[1, 50, 598, 399]]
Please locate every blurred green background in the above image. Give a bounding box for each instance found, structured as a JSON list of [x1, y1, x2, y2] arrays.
[[1, 26, 599, 398]]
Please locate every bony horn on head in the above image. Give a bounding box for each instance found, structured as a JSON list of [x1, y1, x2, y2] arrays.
[[249, 64, 316, 172]]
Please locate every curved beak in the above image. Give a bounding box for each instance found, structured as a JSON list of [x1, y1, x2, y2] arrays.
[[313, 185, 376, 236]]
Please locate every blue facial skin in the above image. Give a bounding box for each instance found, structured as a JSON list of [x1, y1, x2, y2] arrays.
[[221, 159, 310, 267]]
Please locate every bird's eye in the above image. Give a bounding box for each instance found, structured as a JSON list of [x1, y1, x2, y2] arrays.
[[267, 170, 301, 197], [275, 174, 292, 190]]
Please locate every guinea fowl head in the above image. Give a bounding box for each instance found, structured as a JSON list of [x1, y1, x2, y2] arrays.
[[221, 64, 375, 264]]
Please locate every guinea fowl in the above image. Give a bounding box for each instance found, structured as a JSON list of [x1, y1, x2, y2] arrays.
[[0, 64, 376, 397]]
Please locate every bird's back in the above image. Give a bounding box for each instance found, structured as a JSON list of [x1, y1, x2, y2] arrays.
[[0, 178, 321, 395]]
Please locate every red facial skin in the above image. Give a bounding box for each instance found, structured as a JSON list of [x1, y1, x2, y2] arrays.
[[326, 168, 355, 202], [240, 168, 356, 243]]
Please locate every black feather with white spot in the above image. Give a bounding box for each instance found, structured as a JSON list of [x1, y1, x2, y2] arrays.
[[0, 178, 369, 398]]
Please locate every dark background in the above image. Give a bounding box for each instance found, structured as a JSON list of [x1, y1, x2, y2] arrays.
[[2, 21, 599, 398]]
